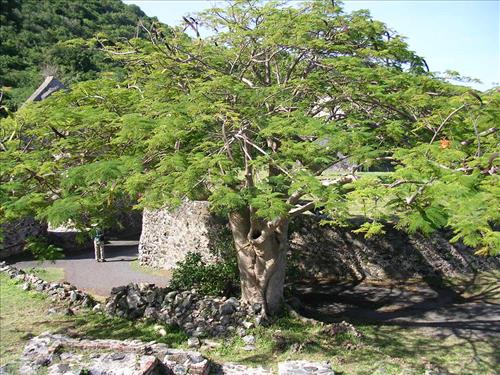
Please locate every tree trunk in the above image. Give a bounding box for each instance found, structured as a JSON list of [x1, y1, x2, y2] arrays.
[[228, 210, 289, 317]]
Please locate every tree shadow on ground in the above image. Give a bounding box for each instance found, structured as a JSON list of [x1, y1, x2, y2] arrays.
[[292, 269, 499, 373], [358, 323, 499, 374], [289, 215, 500, 372]]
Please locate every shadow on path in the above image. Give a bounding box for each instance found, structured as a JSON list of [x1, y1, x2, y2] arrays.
[[295, 278, 500, 339]]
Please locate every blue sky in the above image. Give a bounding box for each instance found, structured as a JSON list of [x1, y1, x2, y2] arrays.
[[123, 0, 499, 91]]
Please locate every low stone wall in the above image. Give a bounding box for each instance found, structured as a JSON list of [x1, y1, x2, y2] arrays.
[[19, 333, 210, 375], [139, 202, 499, 280], [105, 283, 258, 339], [18, 333, 337, 375], [288, 215, 500, 281], [0, 218, 47, 258]]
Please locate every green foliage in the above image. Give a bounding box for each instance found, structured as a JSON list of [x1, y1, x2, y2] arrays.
[[24, 236, 64, 262], [170, 252, 240, 297], [1, 0, 498, 257], [352, 222, 386, 238]]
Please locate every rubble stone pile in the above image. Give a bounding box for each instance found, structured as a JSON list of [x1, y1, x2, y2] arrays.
[[19, 333, 338, 375], [105, 283, 259, 338]]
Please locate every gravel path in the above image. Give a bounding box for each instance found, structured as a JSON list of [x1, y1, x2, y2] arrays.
[[11, 240, 170, 297]]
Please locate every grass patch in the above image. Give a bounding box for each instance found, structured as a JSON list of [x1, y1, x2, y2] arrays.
[[24, 266, 65, 282], [440, 270, 500, 303], [65, 312, 187, 345], [130, 260, 172, 278], [205, 313, 499, 374], [0, 273, 64, 369]]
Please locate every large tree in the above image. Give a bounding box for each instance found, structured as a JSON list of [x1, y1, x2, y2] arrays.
[[1, 0, 498, 316]]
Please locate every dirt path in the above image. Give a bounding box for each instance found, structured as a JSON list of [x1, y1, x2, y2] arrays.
[[295, 280, 500, 339], [11, 240, 170, 297]]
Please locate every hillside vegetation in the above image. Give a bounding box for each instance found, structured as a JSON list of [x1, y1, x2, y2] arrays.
[[0, 0, 159, 111]]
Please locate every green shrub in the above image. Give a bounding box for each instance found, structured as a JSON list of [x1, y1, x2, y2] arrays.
[[170, 252, 240, 297], [25, 236, 64, 262]]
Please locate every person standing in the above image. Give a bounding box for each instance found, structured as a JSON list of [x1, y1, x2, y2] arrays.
[[94, 228, 106, 262]]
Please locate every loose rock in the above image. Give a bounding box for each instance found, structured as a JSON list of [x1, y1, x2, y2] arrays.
[[188, 337, 200, 348], [242, 335, 255, 345], [278, 360, 335, 375]]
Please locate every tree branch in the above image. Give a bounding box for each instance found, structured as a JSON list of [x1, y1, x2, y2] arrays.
[[321, 174, 357, 186], [286, 190, 306, 205], [404, 179, 435, 205], [289, 201, 315, 217], [426, 104, 467, 156], [460, 127, 497, 147], [240, 137, 254, 189], [285, 51, 306, 83], [234, 133, 292, 178], [314, 154, 351, 176], [49, 126, 66, 139]]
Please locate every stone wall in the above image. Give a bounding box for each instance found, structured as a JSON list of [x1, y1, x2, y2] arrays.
[[0, 218, 47, 258], [19, 333, 210, 375], [139, 202, 499, 280], [139, 202, 228, 269], [105, 283, 258, 338], [288, 216, 499, 280], [18, 333, 337, 375]]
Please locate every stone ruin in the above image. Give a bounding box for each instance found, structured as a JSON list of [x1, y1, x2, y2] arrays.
[[19, 333, 210, 375], [139, 202, 228, 269], [105, 282, 259, 339], [17, 333, 337, 375], [139, 201, 499, 280], [0, 218, 47, 258]]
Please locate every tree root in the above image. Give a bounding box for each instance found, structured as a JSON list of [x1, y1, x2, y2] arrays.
[[284, 302, 325, 326]]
